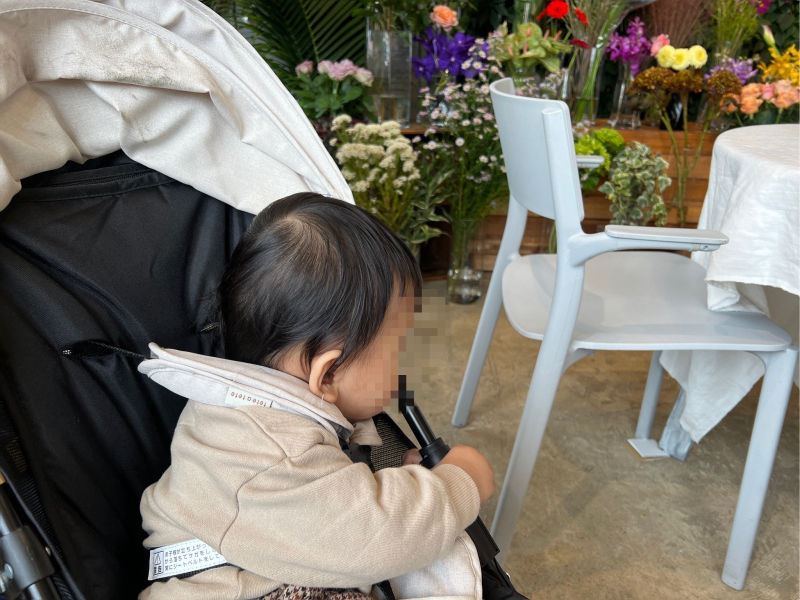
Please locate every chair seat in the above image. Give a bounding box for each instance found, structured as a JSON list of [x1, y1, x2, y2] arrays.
[[502, 251, 793, 351]]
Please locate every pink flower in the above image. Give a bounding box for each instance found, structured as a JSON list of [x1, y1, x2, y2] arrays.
[[327, 59, 358, 81], [295, 60, 314, 76], [650, 34, 670, 57], [354, 67, 374, 85], [431, 5, 458, 31], [482, 112, 494, 121], [317, 60, 333, 76], [761, 83, 775, 100]]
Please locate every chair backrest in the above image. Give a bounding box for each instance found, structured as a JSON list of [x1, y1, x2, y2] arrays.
[[489, 79, 584, 235]]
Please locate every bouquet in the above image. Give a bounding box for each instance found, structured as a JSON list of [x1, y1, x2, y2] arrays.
[[627, 43, 741, 225], [292, 60, 374, 121], [416, 64, 507, 297], [331, 117, 446, 255]]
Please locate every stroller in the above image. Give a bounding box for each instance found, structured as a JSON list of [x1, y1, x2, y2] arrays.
[[0, 2, 526, 599]]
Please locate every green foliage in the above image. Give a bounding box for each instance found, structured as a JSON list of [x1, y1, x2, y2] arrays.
[[354, 0, 470, 33], [599, 141, 671, 226], [241, 0, 366, 84], [743, 0, 800, 63], [488, 22, 573, 74], [711, 0, 760, 57], [293, 71, 374, 120], [574, 128, 626, 191]]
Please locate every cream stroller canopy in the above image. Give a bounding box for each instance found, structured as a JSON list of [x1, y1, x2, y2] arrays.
[[0, 0, 353, 215]]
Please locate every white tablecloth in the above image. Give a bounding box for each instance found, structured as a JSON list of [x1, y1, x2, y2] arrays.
[[660, 125, 800, 443]]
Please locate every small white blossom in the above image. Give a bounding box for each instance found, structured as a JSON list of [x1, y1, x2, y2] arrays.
[[455, 138, 465, 147], [479, 155, 488, 163], [412, 136, 421, 143], [490, 155, 497, 162], [461, 119, 470, 126], [350, 181, 368, 193], [473, 117, 482, 125]]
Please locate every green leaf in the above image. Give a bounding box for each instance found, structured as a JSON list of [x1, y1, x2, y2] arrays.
[[341, 86, 363, 103]]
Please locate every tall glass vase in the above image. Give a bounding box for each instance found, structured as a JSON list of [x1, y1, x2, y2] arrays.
[[366, 23, 412, 128], [514, 0, 547, 29], [568, 45, 605, 126], [608, 63, 641, 129], [447, 218, 484, 304]]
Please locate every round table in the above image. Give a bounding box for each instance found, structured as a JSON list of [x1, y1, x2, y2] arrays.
[[660, 124, 799, 454]]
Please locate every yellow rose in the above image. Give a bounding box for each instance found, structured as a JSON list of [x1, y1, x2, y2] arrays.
[[657, 45, 676, 68], [672, 48, 691, 71], [688, 45, 708, 68]]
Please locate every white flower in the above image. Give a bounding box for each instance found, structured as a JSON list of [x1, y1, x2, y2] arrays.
[[450, 111, 460, 120], [402, 160, 415, 172], [431, 110, 441, 120], [379, 173, 388, 184], [473, 117, 482, 125], [462, 60, 472, 70], [490, 155, 497, 162], [350, 181, 368, 193], [367, 168, 380, 182], [500, 165, 507, 173], [341, 168, 356, 180], [424, 141, 438, 151], [473, 62, 482, 71], [455, 138, 465, 147], [461, 119, 470, 126], [412, 136, 421, 143], [379, 156, 395, 169], [331, 114, 352, 130], [463, 84, 472, 91], [392, 177, 407, 189], [479, 155, 488, 163], [425, 127, 436, 136]]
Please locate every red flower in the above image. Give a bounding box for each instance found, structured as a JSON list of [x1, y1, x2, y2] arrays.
[[574, 8, 588, 26], [570, 39, 589, 49], [536, 9, 546, 21], [544, 0, 569, 19]]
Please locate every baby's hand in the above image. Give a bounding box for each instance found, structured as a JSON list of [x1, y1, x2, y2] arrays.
[[402, 448, 423, 465], [437, 445, 495, 504]]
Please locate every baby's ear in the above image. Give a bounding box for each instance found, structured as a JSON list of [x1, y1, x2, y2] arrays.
[[308, 349, 342, 402]]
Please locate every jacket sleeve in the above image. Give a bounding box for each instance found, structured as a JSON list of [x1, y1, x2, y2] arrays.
[[217, 441, 481, 588]]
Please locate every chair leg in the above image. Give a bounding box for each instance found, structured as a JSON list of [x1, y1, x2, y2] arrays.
[[722, 345, 798, 590], [490, 259, 585, 565], [635, 350, 664, 439], [452, 198, 528, 428]]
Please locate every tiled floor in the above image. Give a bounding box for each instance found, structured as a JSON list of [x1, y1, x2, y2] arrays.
[[394, 281, 799, 600]]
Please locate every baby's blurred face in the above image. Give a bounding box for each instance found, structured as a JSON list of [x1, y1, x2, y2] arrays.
[[333, 293, 416, 421]]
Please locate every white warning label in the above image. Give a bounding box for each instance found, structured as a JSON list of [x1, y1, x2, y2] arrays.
[[148, 539, 228, 581]]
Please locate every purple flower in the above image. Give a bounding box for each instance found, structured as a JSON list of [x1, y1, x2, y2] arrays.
[[749, 0, 772, 14], [707, 56, 760, 85], [606, 17, 650, 76], [412, 28, 476, 82]]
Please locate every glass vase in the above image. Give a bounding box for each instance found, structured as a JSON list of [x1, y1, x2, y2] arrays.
[[367, 23, 412, 128], [514, 0, 547, 29], [664, 144, 699, 227], [607, 63, 641, 129], [447, 218, 484, 304], [568, 45, 605, 126]]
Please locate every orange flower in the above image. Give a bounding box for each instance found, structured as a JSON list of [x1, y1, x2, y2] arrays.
[[430, 5, 458, 31], [740, 83, 762, 98], [773, 79, 794, 95], [720, 93, 739, 113], [739, 95, 763, 114], [772, 90, 799, 109]]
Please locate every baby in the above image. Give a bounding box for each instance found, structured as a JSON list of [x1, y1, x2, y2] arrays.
[[138, 193, 495, 600]]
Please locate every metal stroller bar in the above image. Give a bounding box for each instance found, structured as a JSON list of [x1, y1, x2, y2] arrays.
[[0, 476, 59, 600]]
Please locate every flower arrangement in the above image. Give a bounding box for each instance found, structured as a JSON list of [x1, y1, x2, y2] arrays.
[[487, 21, 573, 88], [711, 0, 759, 60], [412, 28, 477, 83], [566, 0, 650, 125], [606, 17, 650, 76], [331, 116, 445, 254], [721, 80, 800, 123], [416, 66, 507, 300], [627, 44, 741, 226], [292, 60, 375, 121], [599, 142, 671, 227], [355, 0, 468, 33], [759, 41, 800, 86]]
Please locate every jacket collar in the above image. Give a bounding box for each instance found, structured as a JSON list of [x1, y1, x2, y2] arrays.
[[138, 343, 382, 446]]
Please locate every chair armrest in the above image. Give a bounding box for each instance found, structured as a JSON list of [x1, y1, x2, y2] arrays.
[[575, 155, 605, 169], [569, 226, 729, 266], [605, 225, 729, 247]]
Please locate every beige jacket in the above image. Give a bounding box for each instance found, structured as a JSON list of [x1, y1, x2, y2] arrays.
[[138, 344, 482, 600]]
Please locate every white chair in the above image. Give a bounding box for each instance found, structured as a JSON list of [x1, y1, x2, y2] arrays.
[[452, 78, 798, 590]]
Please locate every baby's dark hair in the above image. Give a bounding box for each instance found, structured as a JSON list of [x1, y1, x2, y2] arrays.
[[216, 192, 422, 376]]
